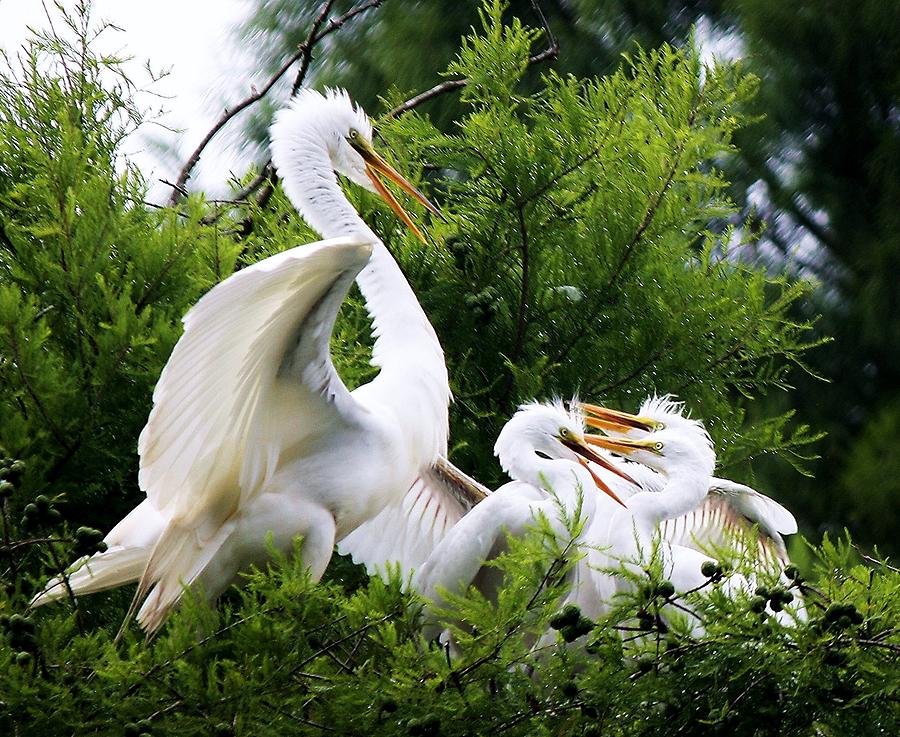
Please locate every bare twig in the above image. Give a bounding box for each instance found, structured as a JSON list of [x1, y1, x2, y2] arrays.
[[858, 639, 900, 653], [384, 29, 559, 120], [855, 546, 900, 575], [168, 0, 382, 203], [385, 79, 468, 120], [2, 537, 71, 552]]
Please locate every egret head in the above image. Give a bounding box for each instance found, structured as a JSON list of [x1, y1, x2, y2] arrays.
[[580, 396, 715, 479], [495, 400, 632, 506], [270, 88, 441, 241]]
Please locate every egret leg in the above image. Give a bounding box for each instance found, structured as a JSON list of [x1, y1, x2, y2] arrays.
[[195, 494, 338, 599]]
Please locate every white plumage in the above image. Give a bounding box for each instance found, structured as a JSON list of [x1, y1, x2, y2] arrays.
[[578, 396, 803, 626], [414, 402, 628, 622], [32, 89, 480, 635]]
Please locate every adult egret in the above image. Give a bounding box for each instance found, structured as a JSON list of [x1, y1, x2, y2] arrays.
[[33, 89, 482, 634], [414, 401, 635, 627]]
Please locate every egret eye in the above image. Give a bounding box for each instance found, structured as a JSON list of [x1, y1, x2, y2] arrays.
[[654, 442, 664, 451], [348, 128, 359, 141], [655, 422, 666, 431], [559, 427, 570, 438]]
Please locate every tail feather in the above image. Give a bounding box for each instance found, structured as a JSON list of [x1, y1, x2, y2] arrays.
[[120, 520, 234, 638], [30, 546, 150, 608]]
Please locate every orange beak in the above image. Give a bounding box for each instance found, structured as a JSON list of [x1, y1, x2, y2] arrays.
[[577, 402, 661, 434], [350, 138, 443, 243], [560, 436, 634, 508], [583, 434, 663, 456]]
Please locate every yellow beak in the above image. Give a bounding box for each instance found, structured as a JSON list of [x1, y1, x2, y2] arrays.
[[577, 402, 661, 433], [583, 434, 663, 456], [349, 138, 443, 243], [560, 436, 635, 508]]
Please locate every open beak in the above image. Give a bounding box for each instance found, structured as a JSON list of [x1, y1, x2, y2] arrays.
[[584, 434, 663, 456], [560, 437, 633, 508], [577, 402, 660, 434], [350, 138, 443, 243]]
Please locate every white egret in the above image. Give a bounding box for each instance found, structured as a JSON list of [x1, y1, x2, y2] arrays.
[[576, 397, 802, 624], [32, 89, 484, 634], [414, 401, 635, 628], [579, 397, 797, 564], [562, 398, 716, 619]]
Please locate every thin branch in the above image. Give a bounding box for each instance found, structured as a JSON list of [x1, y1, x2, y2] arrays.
[[45, 541, 84, 635], [511, 204, 532, 364], [7, 335, 73, 453], [589, 343, 668, 397], [384, 6, 559, 120], [385, 79, 468, 120], [168, 0, 382, 203], [858, 639, 900, 653], [2, 536, 71, 552], [288, 610, 400, 676], [201, 163, 275, 228], [290, 0, 338, 95], [0, 500, 17, 590], [263, 700, 338, 733]]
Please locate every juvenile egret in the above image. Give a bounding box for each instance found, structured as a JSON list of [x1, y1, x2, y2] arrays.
[[579, 397, 797, 564], [33, 89, 479, 634], [576, 397, 802, 624], [414, 401, 635, 624], [570, 398, 716, 617]]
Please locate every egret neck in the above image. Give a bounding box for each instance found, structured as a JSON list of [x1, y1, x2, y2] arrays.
[[276, 121, 449, 465]]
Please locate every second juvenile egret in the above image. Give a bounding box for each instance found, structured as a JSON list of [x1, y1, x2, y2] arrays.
[[32, 89, 481, 634], [577, 397, 802, 624], [579, 397, 797, 564]]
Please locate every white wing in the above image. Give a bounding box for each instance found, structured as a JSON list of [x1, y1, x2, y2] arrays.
[[337, 457, 490, 584], [707, 478, 797, 536], [660, 478, 797, 563], [138, 237, 373, 526]]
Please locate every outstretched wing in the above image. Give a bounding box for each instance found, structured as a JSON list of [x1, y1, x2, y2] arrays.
[[660, 477, 797, 563], [138, 237, 373, 526], [337, 456, 490, 584]]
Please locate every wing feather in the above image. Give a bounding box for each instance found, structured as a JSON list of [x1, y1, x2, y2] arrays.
[[138, 237, 372, 526], [661, 478, 796, 564], [337, 457, 490, 584]]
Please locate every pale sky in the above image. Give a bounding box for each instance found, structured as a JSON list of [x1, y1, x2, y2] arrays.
[[0, 2, 744, 203], [0, 0, 253, 200]]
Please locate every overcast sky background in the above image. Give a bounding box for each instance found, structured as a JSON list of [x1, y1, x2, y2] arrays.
[[0, 0, 253, 200], [0, 2, 744, 205]]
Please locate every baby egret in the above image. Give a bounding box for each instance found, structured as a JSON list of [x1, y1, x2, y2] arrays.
[[414, 401, 634, 626], [579, 397, 797, 564], [577, 397, 802, 625], [33, 89, 475, 634]]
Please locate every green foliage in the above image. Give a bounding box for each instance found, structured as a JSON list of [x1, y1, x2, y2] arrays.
[[2, 502, 899, 734], [838, 399, 900, 550], [720, 0, 900, 555], [0, 7, 241, 529], [364, 4, 818, 482]]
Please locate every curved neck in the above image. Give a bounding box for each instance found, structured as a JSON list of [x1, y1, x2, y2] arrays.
[[507, 451, 596, 513], [280, 133, 449, 459], [627, 470, 709, 533], [279, 133, 375, 242]]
